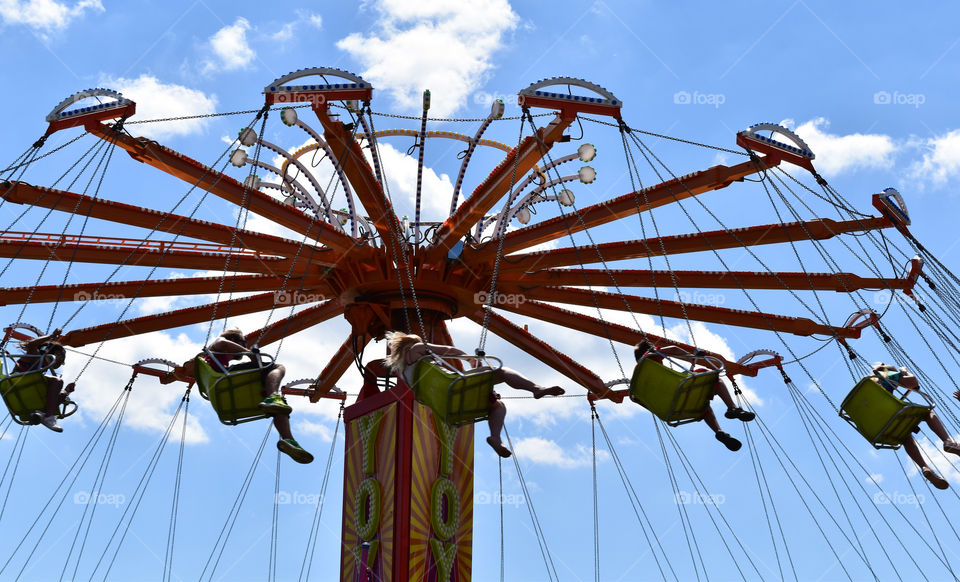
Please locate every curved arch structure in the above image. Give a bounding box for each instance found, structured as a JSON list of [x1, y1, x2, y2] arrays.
[[264, 67, 373, 104], [45, 88, 136, 133], [737, 122, 815, 171], [519, 76, 622, 119]]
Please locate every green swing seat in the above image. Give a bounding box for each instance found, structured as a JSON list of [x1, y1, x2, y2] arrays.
[[193, 350, 274, 426], [410, 355, 502, 427], [840, 376, 934, 449], [629, 355, 721, 426], [0, 354, 77, 426]]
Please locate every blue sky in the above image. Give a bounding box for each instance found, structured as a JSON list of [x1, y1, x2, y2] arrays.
[[3, 1, 960, 580]]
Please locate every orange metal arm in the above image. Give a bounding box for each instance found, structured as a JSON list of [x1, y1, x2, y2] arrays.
[[59, 291, 310, 347], [0, 275, 335, 306], [499, 216, 892, 272], [0, 232, 301, 273], [429, 115, 573, 259], [2, 181, 324, 258], [492, 300, 755, 377], [313, 105, 400, 250], [508, 285, 860, 338], [464, 308, 614, 399], [244, 299, 345, 347], [499, 267, 914, 293], [84, 122, 360, 255], [474, 156, 776, 260], [288, 333, 368, 401]]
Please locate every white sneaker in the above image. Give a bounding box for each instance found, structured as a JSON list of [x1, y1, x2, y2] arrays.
[[40, 414, 63, 433]]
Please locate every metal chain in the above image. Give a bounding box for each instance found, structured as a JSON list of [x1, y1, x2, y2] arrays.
[[1, 132, 88, 175], [331, 103, 553, 123], [581, 115, 747, 156]]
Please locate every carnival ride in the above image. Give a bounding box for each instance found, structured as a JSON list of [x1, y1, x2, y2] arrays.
[[1, 67, 960, 580]]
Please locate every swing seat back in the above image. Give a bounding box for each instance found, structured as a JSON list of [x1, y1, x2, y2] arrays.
[[411, 356, 500, 427], [1, 371, 50, 424], [193, 354, 270, 426], [840, 377, 932, 449], [629, 357, 719, 426], [1, 355, 77, 426]]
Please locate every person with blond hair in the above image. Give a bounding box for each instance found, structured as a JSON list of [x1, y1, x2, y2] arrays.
[[382, 331, 565, 458], [163, 327, 313, 464]]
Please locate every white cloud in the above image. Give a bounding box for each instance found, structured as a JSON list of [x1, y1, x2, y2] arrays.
[[205, 17, 255, 73], [271, 22, 295, 42], [101, 74, 217, 140], [909, 129, 960, 186], [308, 13, 322, 28], [784, 117, 896, 176], [512, 437, 608, 469], [62, 331, 209, 444], [0, 0, 102, 34], [370, 142, 455, 219], [337, 0, 518, 116], [294, 419, 334, 442]]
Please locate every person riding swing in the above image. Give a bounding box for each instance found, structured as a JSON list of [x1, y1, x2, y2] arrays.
[[634, 340, 754, 451], [871, 363, 960, 489], [15, 328, 76, 433], [372, 331, 565, 458], [163, 327, 313, 464]]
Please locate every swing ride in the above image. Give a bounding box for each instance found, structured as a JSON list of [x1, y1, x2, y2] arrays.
[[3, 65, 960, 580]]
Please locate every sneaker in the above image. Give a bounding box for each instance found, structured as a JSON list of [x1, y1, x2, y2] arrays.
[[259, 394, 292, 415], [923, 467, 949, 490], [724, 407, 756, 422], [715, 431, 741, 451], [277, 439, 314, 464], [944, 441, 960, 457], [39, 414, 63, 433]]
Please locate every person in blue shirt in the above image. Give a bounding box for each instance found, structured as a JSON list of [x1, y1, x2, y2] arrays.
[[874, 363, 960, 489]]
